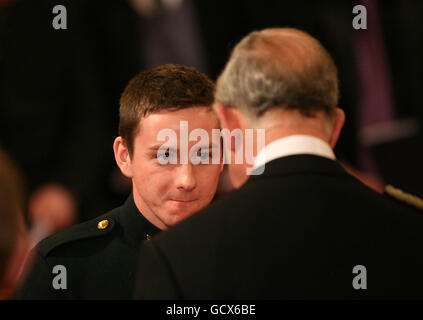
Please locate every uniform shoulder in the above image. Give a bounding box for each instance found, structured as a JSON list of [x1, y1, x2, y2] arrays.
[[37, 206, 122, 258], [384, 184, 423, 212]]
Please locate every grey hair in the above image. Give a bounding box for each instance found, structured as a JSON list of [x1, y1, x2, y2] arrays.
[[215, 28, 339, 119]]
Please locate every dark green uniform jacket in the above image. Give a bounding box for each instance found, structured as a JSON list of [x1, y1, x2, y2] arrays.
[[12, 194, 160, 299]]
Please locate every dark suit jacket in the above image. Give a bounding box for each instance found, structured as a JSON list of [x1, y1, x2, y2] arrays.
[[12, 195, 160, 299], [135, 155, 423, 299]]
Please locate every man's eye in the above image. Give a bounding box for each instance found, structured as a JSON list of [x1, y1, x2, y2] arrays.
[[157, 153, 168, 160], [195, 149, 212, 161], [157, 150, 175, 161], [199, 152, 210, 160]]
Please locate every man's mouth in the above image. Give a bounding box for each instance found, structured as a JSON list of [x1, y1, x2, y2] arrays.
[[169, 199, 197, 203]]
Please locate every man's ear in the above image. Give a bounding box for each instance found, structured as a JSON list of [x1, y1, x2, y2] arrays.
[[113, 137, 133, 178], [214, 103, 246, 152], [213, 103, 243, 132], [329, 108, 346, 149]]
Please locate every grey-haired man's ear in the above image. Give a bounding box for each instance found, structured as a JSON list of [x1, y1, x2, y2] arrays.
[[329, 108, 345, 149]]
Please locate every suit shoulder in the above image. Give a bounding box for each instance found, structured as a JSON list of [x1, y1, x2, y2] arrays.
[[37, 206, 121, 258], [384, 185, 423, 212]]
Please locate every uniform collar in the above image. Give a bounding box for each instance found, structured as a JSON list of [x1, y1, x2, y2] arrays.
[[253, 134, 336, 170], [250, 154, 348, 182], [118, 194, 161, 246]]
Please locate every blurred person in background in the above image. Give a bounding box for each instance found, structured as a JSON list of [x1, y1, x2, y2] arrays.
[[0, 144, 73, 298], [0, 147, 28, 299]]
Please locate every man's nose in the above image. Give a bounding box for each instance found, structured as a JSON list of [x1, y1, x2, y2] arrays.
[[175, 163, 197, 191]]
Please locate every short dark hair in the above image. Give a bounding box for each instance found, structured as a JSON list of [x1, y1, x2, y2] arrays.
[[119, 64, 215, 155], [216, 28, 339, 118]]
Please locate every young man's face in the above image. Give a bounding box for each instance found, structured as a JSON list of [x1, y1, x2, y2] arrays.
[[116, 107, 222, 230]]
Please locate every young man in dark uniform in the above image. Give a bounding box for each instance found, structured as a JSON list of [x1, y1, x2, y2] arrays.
[[12, 64, 223, 299]]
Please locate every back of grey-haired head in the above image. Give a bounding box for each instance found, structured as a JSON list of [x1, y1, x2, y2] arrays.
[[215, 28, 339, 118]]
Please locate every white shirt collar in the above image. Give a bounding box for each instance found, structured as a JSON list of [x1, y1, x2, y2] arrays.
[[253, 134, 336, 169]]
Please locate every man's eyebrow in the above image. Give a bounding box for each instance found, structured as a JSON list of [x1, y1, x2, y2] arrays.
[[192, 143, 220, 150], [148, 144, 177, 151], [149, 144, 162, 151], [148, 142, 219, 151]]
